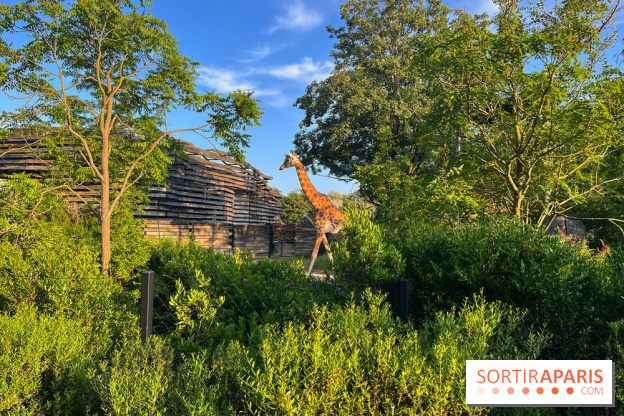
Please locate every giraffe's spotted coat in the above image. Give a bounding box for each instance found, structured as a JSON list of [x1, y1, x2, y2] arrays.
[[280, 151, 344, 275]]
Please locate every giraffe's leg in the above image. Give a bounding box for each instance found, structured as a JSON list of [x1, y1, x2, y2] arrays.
[[307, 234, 323, 276], [321, 233, 333, 262]]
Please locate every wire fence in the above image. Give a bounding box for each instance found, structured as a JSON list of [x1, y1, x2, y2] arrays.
[[139, 270, 411, 342]]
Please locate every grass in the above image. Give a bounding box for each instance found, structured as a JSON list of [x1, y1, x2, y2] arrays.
[[312, 253, 332, 271]]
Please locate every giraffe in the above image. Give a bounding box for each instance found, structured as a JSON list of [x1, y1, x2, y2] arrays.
[[280, 151, 344, 276]]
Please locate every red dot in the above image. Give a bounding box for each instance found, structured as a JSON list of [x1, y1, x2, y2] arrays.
[[492, 387, 500, 394], [552, 387, 559, 394], [537, 387, 544, 394], [507, 387, 515, 394], [522, 387, 530, 394], [567, 387, 574, 394]]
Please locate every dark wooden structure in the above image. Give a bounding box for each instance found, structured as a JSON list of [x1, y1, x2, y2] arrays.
[[0, 131, 325, 258], [143, 221, 319, 259], [0, 130, 325, 258], [143, 142, 283, 224], [0, 130, 283, 225]]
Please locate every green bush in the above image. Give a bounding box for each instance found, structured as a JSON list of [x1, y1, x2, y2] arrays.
[[168, 352, 229, 416], [97, 338, 173, 416], [332, 207, 405, 291], [0, 224, 138, 340], [148, 239, 346, 350], [0, 305, 105, 415], [393, 218, 624, 360], [215, 290, 546, 415]]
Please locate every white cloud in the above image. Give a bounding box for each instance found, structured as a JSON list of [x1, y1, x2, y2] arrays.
[[477, 0, 499, 16], [268, 0, 323, 34], [241, 45, 274, 63], [197, 66, 281, 99], [267, 58, 333, 84], [197, 67, 255, 93], [196, 58, 333, 106]]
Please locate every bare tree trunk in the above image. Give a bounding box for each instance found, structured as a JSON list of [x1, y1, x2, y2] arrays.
[[101, 207, 111, 275], [513, 192, 524, 218], [100, 175, 111, 274]]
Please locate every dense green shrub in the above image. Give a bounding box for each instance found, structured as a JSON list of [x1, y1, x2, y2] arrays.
[[168, 352, 227, 415], [0, 305, 105, 415], [97, 338, 173, 416], [392, 218, 624, 360], [148, 239, 346, 350], [0, 226, 138, 340], [215, 290, 546, 415], [332, 207, 405, 291]]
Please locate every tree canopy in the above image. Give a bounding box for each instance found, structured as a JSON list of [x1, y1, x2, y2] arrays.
[[422, 0, 624, 219], [295, 0, 624, 226], [278, 190, 314, 225], [294, 0, 450, 181]]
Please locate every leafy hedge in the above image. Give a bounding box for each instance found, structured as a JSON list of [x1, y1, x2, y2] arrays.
[[1, 205, 622, 414], [213, 291, 546, 415], [0, 306, 105, 415], [394, 218, 624, 360], [147, 239, 346, 351]]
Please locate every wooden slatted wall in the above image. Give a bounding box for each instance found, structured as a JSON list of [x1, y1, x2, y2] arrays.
[[143, 221, 320, 259], [0, 131, 283, 225]]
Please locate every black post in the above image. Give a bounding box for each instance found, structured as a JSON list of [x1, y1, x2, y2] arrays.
[[140, 271, 154, 342], [398, 279, 408, 324], [268, 223, 275, 256]]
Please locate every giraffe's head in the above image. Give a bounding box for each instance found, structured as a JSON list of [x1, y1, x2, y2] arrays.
[[279, 151, 300, 170]]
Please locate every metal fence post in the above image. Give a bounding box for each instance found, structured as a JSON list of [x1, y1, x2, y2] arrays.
[[140, 270, 154, 342], [398, 279, 408, 324], [268, 223, 275, 256]]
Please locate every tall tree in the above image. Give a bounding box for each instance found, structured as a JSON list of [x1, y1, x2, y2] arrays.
[[278, 190, 314, 226], [422, 0, 624, 220], [0, 0, 262, 273], [294, 0, 450, 183]]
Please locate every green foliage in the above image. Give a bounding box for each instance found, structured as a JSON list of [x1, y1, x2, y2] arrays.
[[0, 173, 63, 242], [170, 270, 225, 346], [97, 341, 231, 416], [108, 197, 153, 280], [97, 337, 173, 416], [393, 218, 624, 359], [421, 0, 624, 218], [294, 0, 451, 182], [168, 352, 226, 416], [333, 207, 405, 291], [148, 239, 346, 350], [0, 220, 138, 339], [0, 305, 104, 415], [296, 0, 624, 220], [278, 190, 314, 225], [216, 290, 546, 415], [359, 163, 483, 224]]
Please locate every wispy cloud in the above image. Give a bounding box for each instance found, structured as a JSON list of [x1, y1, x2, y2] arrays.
[[243, 45, 274, 62], [197, 67, 279, 97], [478, 0, 499, 16], [197, 67, 255, 93], [267, 58, 333, 84], [268, 0, 323, 34], [196, 57, 333, 106], [240, 44, 284, 63]]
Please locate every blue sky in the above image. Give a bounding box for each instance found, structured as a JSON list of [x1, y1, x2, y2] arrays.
[[7, 0, 610, 195], [145, 0, 501, 195]]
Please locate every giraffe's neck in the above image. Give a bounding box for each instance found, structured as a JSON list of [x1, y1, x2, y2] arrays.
[[294, 163, 322, 208]]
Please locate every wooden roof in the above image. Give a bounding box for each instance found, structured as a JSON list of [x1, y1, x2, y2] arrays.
[[0, 129, 283, 225]]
